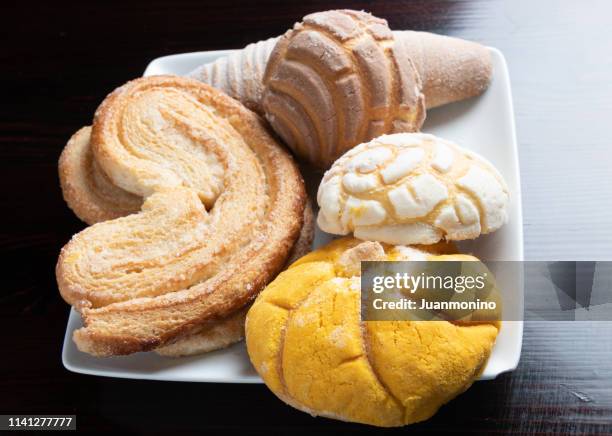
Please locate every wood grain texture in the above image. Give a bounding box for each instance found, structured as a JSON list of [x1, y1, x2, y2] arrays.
[[1, 0, 612, 433]]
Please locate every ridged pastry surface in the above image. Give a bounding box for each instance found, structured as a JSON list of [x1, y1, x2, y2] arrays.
[[189, 37, 278, 113], [262, 10, 425, 168], [188, 29, 492, 115], [56, 75, 306, 356], [246, 237, 499, 427], [317, 133, 509, 245]]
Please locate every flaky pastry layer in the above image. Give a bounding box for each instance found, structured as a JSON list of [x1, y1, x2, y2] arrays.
[[56, 76, 306, 356]]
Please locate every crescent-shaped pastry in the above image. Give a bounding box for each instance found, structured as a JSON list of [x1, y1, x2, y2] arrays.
[[258, 10, 492, 168], [188, 37, 279, 114], [188, 15, 492, 118], [56, 75, 307, 356]]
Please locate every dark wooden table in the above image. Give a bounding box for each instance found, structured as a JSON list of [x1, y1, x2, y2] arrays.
[[2, 0, 612, 434]]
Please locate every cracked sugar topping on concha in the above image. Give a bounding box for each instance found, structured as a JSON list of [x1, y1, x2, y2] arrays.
[[245, 238, 500, 427], [316, 133, 509, 245]]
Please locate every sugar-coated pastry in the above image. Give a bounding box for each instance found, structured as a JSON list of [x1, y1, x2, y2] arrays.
[[246, 237, 500, 427], [56, 75, 307, 357], [59, 125, 315, 357], [317, 133, 509, 245], [262, 10, 425, 168], [189, 26, 491, 121], [260, 9, 491, 168], [59, 126, 142, 224], [189, 37, 278, 114], [155, 201, 315, 357]]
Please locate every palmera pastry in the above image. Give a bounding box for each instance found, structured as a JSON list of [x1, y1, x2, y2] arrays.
[[246, 237, 500, 427], [155, 201, 314, 357], [317, 133, 509, 245], [59, 125, 314, 356], [190, 10, 492, 167], [56, 75, 307, 356], [59, 126, 142, 225]]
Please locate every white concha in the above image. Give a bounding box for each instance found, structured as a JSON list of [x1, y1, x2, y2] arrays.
[[316, 133, 509, 245]]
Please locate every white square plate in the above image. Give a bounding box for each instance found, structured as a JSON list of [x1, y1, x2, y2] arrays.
[[63, 47, 523, 382]]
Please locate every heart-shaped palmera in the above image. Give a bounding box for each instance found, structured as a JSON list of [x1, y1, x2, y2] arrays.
[[56, 76, 306, 356]]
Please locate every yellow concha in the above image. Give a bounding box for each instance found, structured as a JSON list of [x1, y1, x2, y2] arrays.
[[245, 237, 500, 427]]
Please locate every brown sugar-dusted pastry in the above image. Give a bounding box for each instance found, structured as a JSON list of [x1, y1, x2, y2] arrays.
[[56, 75, 307, 357], [262, 10, 491, 168], [189, 29, 490, 119], [189, 10, 492, 168], [394, 30, 492, 110], [262, 10, 425, 169]]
